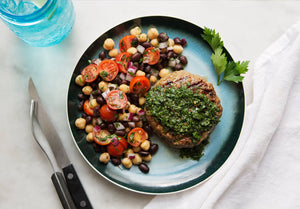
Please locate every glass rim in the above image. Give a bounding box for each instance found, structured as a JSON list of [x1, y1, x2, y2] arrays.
[[0, 0, 56, 24]]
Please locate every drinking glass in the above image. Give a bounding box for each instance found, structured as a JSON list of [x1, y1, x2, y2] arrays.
[[0, 0, 75, 47]]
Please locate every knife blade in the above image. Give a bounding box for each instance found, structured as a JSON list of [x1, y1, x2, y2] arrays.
[[28, 78, 93, 209]]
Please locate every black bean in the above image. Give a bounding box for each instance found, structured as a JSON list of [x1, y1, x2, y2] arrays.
[[96, 96, 105, 105], [138, 163, 149, 173], [132, 115, 140, 122], [181, 38, 187, 47], [160, 53, 167, 61], [174, 37, 181, 45], [131, 52, 141, 62], [93, 106, 100, 117], [179, 55, 188, 65], [149, 144, 159, 155], [111, 157, 121, 166], [131, 37, 139, 47], [167, 51, 175, 60], [155, 63, 164, 70], [78, 101, 84, 111], [78, 93, 87, 101], [144, 65, 151, 73], [142, 124, 152, 133], [139, 151, 150, 157], [141, 42, 152, 49], [92, 89, 101, 97], [99, 51, 107, 60], [157, 32, 169, 42], [120, 80, 129, 85], [161, 60, 169, 68], [122, 122, 129, 128], [90, 82, 98, 89], [99, 123, 107, 129], [81, 113, 87, 119], [85, 116, 92, 124], [174, 63, 184, 71], [107, 123, 115, 133], [130, 93, 139, 104], [112, 76, 122, 85], [115, 130, 126, 136], [145, 73, 151, 79]]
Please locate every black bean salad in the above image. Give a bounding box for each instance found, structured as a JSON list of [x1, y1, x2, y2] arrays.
[[74, 26, 188, 173]]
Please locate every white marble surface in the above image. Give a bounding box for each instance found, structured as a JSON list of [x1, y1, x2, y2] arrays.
[[1, 1, 300, 209]]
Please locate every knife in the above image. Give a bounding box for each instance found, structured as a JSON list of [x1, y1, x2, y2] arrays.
[[29, 78, 93, 209]]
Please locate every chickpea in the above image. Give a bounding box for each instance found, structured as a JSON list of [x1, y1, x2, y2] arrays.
[[138, 97, 145, 106], [82, 86, 93, 95], [140, 140, 150, 151], [119, 84, 130, 94], [75, 75, 85, 86], [99, 152, 110, 164], [142, 154, 152, 162], [85, 124, 94, 133], [86, 132, 94, 143], [75, 118, 86, 129], [108, 48, 119, 57], [127, 47, 137, 54], [103, 38, 115, 50], [132, 153, 142, 165], [147, 28, 159, 40], [136, 70, 145, 77], [118, 112, 128, 121], [125, 149, 134, 157], [128, 104, 138, 114], [137, 33, 148, 42], [130, 26, 142, 36], [98, 81, 108, 92], [89, 99, 99, 109], [150, 38, 159, 47], [150, 75, 157, 84], [132, 146, 141, 153], [159, 68, 170, 78], [122, 157, 132, 169], [168, 38, 175, 47], [173, 44, 184, 54]]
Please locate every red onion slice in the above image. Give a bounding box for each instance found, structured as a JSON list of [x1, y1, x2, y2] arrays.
[[128, 153, 135, 160]]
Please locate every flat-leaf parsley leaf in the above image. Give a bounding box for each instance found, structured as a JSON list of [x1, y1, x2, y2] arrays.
[[201, 27, 249, 85]]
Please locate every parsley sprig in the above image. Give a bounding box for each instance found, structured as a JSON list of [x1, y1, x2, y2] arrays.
[[201, 27, 249, 85]]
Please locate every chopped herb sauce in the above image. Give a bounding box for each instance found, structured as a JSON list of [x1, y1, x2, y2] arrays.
[[145, 85, 220, 141]]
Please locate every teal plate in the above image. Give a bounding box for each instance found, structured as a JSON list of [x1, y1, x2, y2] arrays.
[[67, 16, 245, 194]]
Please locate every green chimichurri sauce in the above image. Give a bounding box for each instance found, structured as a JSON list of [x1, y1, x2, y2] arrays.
[[145, 85, 220, 160]]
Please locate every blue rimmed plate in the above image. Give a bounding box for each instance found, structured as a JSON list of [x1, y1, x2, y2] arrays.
[[67, 16, 245, 194]]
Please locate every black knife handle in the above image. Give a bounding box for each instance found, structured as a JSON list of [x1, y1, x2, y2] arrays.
[[62, 164, 93, 209], [51, 172, 77, 209]]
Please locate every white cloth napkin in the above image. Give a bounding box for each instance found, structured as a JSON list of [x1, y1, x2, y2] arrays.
[[144, 21, 300, 209]]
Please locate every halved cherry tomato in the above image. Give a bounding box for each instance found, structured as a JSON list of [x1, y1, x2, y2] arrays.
[[100, 104, 117, 122], [119, 35, 136, 52], [81, 64, 99, 82], [106, 90, 128, 110], [127, 127, 148, 147], [143, 47, 160, 65], [115, 52, 131, 73], [107, 136, 128, 157], [83, 100, 94, 116], [93, 128, 111, 146], [98, 59, 119, 81], [129, 76, 151, 94]]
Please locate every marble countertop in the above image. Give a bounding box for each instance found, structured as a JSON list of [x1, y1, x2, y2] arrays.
[[1, 1, 300, 208]]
